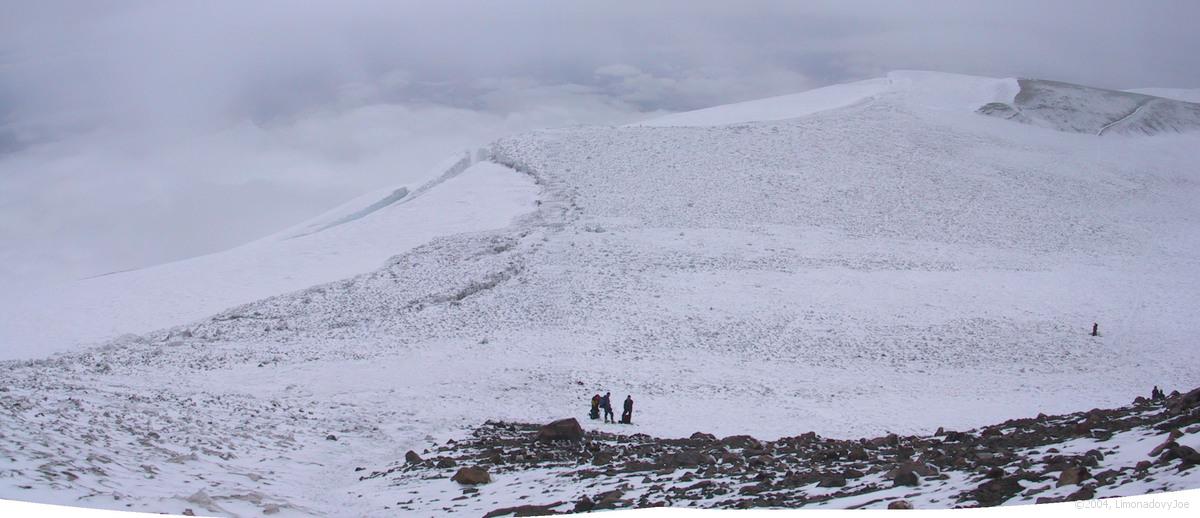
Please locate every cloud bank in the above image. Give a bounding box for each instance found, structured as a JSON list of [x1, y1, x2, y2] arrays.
[[2, 0, 1197, 282]]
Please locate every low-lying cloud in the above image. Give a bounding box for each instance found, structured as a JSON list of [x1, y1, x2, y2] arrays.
[[2, 0, 1197, 283]]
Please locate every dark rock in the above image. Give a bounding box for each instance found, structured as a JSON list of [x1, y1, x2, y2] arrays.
[[892, 470, 920, 487], [1135, 460, 1152, 471], [436, 458, 457, 469], [1057, 466, 1090, 487], [870, 433, 900, 448], [891, 461, 937, 478], [1150, 434, 1181, 458], [1171, 444, 1200, 464], [1066, 485, 1096, 501], [689, 432, 717, 442], [970, 476, 1025, 506], [325, 434, 338, 441], [451, 467, 491, 485], [817, 476, 847, 488], [572, 495, 594, 513], [1093, 469, 1120, 485], [593, 489, 626, 510], [536, 419, 584, 442], [405, 450, 422, 464], [662, 450, 715, 468], [747, 455, 774, 467], [888, 500, 914, 509], [721, 435, 763, 450], [482, 501, 563, 517], [591, 451, 614, 466]]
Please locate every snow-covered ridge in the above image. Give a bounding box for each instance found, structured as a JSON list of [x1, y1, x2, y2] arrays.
[[640, 70, 1199, 137], [636, 71, 1018, 127], [980, 79, 1200, 136], [0, 153, 537, 360], [277, 151, 480, 239]]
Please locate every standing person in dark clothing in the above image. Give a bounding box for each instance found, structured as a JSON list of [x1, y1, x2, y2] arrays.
[[600, 392, 614, 423], [621, 395, 633, 424], [589, 394, 601, 420]]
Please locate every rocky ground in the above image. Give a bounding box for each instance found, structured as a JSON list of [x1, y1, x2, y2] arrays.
[[363, 388, 1200, 515]]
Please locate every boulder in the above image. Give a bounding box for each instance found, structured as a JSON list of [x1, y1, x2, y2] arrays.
[[888, 500, 913, 510], [662, 450, 714, 468], [817, 476, 847, 488], [689, 432, 717, 442], [591, 451, 614, 466], [451, 467, 491, 485], [720, 435, 763, 450], [572, 495, 594, 513], [593, 489, 625, 510], [1167, 387, 1200, 413], [1170, 444, 1200, 465], [971, 476, 1025, 506], [892, 470, 919, 487], [890, 461, 937, 478], [1148, 430, 1183, 457], [483, 502, 562, 517], [405, 450, 422, 464], [536, 418, 584, 442], [1057, 466, 1090, 487], [1066, 485, 1096, 502]]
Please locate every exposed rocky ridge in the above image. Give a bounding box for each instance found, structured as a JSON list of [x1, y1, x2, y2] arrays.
[[979, 79, 1200, 136], [364, 388, 1200, 514]]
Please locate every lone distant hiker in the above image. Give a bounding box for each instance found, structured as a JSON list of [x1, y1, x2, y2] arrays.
[[600, 392, 614, 423], [621, 395, 634, 424], [1091, 323, 1099, 336], [589, 394, 601, 420]]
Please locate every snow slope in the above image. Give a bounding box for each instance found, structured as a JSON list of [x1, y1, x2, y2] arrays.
[[0, 155, 537, 360], [2, 71, 1199, 515]]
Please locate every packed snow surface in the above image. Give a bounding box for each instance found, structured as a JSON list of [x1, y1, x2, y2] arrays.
[[0, 157, 537, 360], [2, 71, 1199, 515]]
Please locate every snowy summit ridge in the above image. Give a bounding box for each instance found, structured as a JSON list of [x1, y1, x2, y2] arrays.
[[1, 70, 1199, 515]]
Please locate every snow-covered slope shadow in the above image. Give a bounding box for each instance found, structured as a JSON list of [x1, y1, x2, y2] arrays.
[[0, 157, 537, 360]]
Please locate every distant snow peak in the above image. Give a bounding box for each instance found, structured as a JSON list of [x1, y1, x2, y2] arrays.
[[977, 79, 1200, 136]]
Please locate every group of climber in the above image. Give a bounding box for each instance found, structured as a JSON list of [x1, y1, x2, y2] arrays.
[[1151, 385, 1167, 401], [589, 392, 634, 424]]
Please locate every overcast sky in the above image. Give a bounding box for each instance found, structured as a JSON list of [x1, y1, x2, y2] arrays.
[[2, 0, 1198, 282]]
